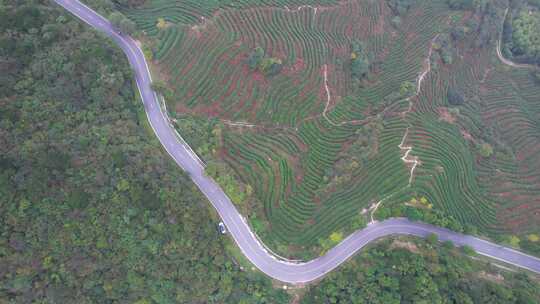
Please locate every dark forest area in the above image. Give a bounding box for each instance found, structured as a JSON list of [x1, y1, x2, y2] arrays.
[[0, 1, 288, 302]]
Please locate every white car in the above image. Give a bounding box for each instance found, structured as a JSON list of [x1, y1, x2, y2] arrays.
[[218, 222, 227, 234]]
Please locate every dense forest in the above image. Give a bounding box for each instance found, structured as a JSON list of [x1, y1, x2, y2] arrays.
[[0, 1, 288, 302], [303, 238, 540, 304], [503, 0, 540, 64], [2, 1, 540, 303]]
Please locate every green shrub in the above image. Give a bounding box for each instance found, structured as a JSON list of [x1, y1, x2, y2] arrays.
[[387, 0, 416, 16], [247, 46, 264, 70], [151, 80, 173, 99], [447, 87, 465, 105], [400, 81, 416, 97], [532, 70, 540, 84], [446, 0, 475, 10], [205, 162, 249, 205], [462, 245, 476, 256], [478, 142, 493, 158], [512, 12, 540, 63], [260, 57, 283, 76], [247, 47, 282, 76], [443, 240, 455, 250], [426, 233, 439, 245], [350, 40, 370, 80]]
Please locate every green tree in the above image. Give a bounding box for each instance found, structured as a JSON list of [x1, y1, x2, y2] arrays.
[[247, 46, 264, 69], [426, 233, 438, 245], [351, 56, 369, 79], [447, 87, 465, 105], [462, 245, 476, 256], [512, 12, 540, 63], [156, 17, 167, 30], [350, 214, 367, 230], [109, 11, 136, 35], [330, 231, 343, 243], [507, 235, 521, 248], [443, 240, 455, 250], [0, 3, 289, 303], [246, 47, 283, 76], [114, 0, 147, 8], [446, 0, 475, 10], [120, 18, 136, 35], [400, 81, 416, 97], [259, 57, 283, 76], [109, 11, 125, 29], [387, 0, 416, 16], [478, 142, 493, 158], [303, 239, 540, 304], [151, 80, 173, 99], [532, 70, 540, 84], [350, 40, 370, 79], [405, 206, 423, 221]]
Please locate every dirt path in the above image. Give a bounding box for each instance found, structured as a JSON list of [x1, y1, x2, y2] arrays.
[[372, 8, 535, 221], [221, 120, 257, 128], [318, 64, 391, 127], [321, 64, 342, 127], [220, 119, 299, 133], [370, 35, 438, 222], [398, 35, 438, 185], [284, 4, 318, 19]]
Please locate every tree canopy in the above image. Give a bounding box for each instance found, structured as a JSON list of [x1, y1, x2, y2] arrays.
[[512, 11, 540, 63], [446, 0, 476, 10], [302, 238, 540, 304], [447, 87, 465, 105], [350, 40, 370, 80], [246, 46, 283, 76], [109, 11, 136, 34], [387, 0, 417, 15], [0, 2, 288, 302]]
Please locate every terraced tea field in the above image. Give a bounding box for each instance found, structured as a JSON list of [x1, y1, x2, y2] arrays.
[[121, 0, 540, 253]]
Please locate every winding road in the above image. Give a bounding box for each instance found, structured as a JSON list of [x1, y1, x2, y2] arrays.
[[54, 0, 540, 284]]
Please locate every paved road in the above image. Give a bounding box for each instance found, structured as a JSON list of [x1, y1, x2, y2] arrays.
[[54, 0, 540, 284]]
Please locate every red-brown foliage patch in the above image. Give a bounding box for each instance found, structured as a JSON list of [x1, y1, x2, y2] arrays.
[[437, 107, 456, 123]]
